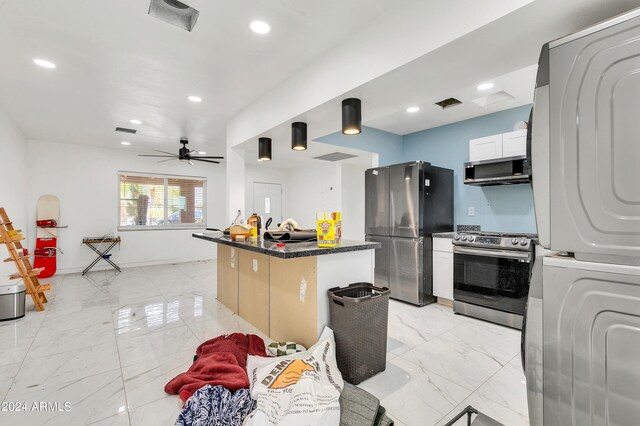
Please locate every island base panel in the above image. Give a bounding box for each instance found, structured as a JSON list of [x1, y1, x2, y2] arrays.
[[238, 251, 270, 336], [216, 245, 238, 313], [269, 256, 318, 349]]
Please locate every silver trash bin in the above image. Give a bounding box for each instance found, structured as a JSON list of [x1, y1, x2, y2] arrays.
[[0, 283, 26, 321]]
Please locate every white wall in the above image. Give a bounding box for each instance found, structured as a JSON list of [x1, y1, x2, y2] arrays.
[[27, 140, 226, 273], [285, 163, 342, 230], [340, 165, 366, 241], [0, 110, 28, 277]]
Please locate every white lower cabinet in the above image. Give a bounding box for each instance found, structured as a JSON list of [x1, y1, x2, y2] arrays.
[[432, 238, 453, 300]]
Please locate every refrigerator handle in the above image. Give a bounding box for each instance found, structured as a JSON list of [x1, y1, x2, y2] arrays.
[[521, 298, 528, 372]]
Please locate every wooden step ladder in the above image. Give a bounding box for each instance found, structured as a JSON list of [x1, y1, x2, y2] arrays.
[[0, 207, 50, 311]]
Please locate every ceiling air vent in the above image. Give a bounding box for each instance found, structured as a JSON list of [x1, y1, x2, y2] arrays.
[[148, 0, 200, 32], [115, 127, 137, 134], [313, 152, 358, 162], [472, 91, 515, 107], [435, 97, 462, 109]]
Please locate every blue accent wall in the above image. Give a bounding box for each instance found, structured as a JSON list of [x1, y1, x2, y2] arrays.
[[316, 126, 404, 166], [318, 105, 537, 234], [402, 104, 536, 233]]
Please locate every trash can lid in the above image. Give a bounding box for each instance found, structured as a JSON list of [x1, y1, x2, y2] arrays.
[[0, 283, 26, 294]]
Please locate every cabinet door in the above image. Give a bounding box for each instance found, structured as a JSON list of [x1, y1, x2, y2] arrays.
[[433, 237, 453, 253], [432, 251, 453, 299], [502, 129, 527, 158], [216, 245, 238, 313], [238, 251, 270, 335], [469, 134, 503, 162], [270, 256, 318, 349]]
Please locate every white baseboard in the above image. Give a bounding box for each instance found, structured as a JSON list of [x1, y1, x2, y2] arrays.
[[55, 256, 216, 275]]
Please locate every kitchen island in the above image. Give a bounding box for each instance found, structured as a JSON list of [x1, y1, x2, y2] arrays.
[[193, 233, 380, 348]]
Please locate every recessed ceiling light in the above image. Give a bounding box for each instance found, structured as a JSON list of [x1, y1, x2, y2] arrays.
[[121, 141, 131, 146], [406, 106, 420, 113], [129, 119, 142, 125], [198, 151, 206, 155], [188, 95, 202, 102], [476, 82, 494, 91], [250, 21, 270, 34], [33, 58, 56, 69]]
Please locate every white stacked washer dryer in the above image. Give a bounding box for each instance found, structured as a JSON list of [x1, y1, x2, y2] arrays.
[[524, 8, 640, 426]]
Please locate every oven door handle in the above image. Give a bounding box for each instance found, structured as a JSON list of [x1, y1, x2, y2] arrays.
[[453, 246, 532, 261]]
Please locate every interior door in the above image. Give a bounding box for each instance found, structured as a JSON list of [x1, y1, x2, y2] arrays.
[[543, 257, 640, 426], [252, 182, 282, 229]]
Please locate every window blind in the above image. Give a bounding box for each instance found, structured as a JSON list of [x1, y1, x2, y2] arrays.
[[118, 172, 206, 229]]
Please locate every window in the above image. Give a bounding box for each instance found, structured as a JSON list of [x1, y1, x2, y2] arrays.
[[118, 172, 206, 230]]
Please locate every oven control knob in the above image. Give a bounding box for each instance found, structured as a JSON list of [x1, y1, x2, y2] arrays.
[[468, 236, 475, 242], [454, 234, 460, 240], [520, 238, 528, 246], [461, 235, 468, 241], [511, 238, 518, 245]]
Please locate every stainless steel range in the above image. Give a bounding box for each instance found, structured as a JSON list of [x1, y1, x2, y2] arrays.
[[452, 231, 535, 329]]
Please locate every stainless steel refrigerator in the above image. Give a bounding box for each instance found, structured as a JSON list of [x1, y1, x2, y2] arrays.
[[365, 161, 453, 305], [523, 8, 640, 426]]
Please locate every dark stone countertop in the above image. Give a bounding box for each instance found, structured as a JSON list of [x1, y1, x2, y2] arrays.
[[432, 232, 456, 238], [192, 233, 380, 259]]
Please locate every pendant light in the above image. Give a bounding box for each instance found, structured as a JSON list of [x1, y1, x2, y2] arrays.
[[342, 98, 361, 135], [258, 137, 272, 161], [291, 122, 307, 151]]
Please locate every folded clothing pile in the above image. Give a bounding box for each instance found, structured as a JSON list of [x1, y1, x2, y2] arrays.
[[165, 333, 267, 402], [175, 385, 256, 426]]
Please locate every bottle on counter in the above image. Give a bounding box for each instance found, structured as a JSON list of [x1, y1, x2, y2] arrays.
[[247, 213, 262, 240]]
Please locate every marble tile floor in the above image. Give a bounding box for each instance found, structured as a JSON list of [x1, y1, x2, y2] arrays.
[[0, 261, 528, 425]]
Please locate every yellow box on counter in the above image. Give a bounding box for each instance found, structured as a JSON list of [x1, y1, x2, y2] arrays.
[[316, 212, 342, 247]]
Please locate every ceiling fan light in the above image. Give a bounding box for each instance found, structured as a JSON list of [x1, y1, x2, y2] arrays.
[[342, 98, 361, 136], [291, 122, 307, 151], [258, 137, 272, 161]]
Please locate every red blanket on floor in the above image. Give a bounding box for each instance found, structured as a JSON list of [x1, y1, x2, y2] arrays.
[[165, 333, 267, 402]]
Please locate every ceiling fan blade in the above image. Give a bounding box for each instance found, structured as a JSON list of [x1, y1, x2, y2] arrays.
[[152, 149, 178, 155], [138, 154, 178, 158], [192, 156, 224, 159], [191, 158, 220, 164], [158, 158, 178, 163]]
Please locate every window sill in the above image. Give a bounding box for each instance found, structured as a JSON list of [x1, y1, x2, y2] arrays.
[[117, 225, 207, 232]]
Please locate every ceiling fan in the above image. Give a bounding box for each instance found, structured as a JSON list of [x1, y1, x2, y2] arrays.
[[138, 138, 224, 165]]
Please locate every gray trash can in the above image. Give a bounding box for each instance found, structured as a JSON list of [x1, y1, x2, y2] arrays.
[[0, 283, 26, 321], [328, 283, 390, 385]]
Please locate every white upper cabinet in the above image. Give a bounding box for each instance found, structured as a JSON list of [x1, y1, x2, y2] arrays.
[[469, 129, 528, 162], [502, 129, 527, 158], [469, 134, 503, 162]]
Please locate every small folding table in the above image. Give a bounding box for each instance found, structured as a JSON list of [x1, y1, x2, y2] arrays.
[[82, 236, 121, 275]]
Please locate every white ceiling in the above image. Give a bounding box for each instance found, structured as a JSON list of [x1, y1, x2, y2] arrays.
[[234, 0, 640, 169], [2, 0, 638, 168], [0, 0, 418, 154], [239, 123, 375, 169]]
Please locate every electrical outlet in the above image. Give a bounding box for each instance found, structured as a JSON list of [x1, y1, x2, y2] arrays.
[[468, 206, 475, 217]]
